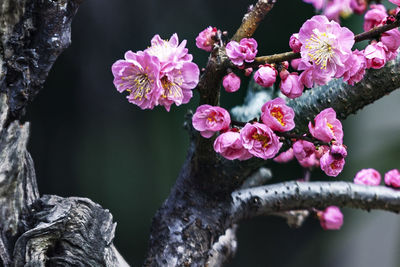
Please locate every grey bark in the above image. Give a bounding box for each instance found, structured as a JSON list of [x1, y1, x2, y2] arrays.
[[0, 0, 128, 266]]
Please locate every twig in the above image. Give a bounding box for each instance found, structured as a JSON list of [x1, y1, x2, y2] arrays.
[[231, 0, 276, 42]]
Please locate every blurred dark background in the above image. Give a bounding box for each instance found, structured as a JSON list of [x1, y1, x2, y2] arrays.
[[26, 0, 400, 266]]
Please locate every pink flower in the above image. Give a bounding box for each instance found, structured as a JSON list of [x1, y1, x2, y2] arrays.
[[192, 105, 231, 138], [244, 67, 253, 76], [308, 108, 343, 144], [261, 97, 295, 132], [298, 15, 354, 78], [354, 168, 381, 186], [364, 41, 387, 69], [303, 0, 324, 10], [381, 29, 400, 60], [226, 38, 258, 66], [289, 33, 302, 53], [273, 148, 294, 163], [320, 144, 347, 177], [146, 33, 200, 111], [223, 73, 241, 93], [291, 58, 302, 70], [363, 4, 387, 31], [196, 26, 218, 52], [318, 206, 343, 230], [324, 0, 353, 22], [298, 60, 333, 87], [293, 140, 318, 168], [254, 65, 277, 87], [350, 0, 367, 14], [146, 33, 193, 71], [112, 51, 162, 110], [240, 123, 282, 159], [384, 169, 400, 188], [389, 0, 400, 6], [336, 49, 366, 86], [279, 70, 304, 99], [214, 131, 252, 160]]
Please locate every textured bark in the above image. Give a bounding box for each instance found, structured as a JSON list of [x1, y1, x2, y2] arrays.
[[0, 0, 129, 266]]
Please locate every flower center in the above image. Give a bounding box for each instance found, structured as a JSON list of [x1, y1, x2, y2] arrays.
[[305, 29, 335, 69], [131, 73, 151, 100], [252, 133, 270, 148], [161, 76, 183, 99], [270, 107, 285, 126]]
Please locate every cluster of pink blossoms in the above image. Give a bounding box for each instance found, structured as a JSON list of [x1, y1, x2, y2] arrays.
[[112, 34, 200, 111], [192, 97, 295, 160], [303, 0, 367, 22], [276, 108, 347, 177], [353, 168, 400, 188]]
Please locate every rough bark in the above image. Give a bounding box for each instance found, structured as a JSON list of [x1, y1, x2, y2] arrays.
[[0, 0, 128, 266]]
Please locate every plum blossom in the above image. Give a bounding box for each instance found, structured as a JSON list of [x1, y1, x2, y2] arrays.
[[298, 15, 354, 80], [289, 33, 302, 53], [320, 144, 347, 177], [112, 51, 162, 110], [363, 4, 387, 31], [254, 65, 277, 87], [240, 123, 282, 159], [308, 108, 343, 144], [354, 168, 381, 186], [350, 0, 367, 14], [381, 29, 400, 61], [389, 0, 400, 6], [293, 140, 318, 168], [384, 169, 400, 188], [192, 105, 231, 138], [335, 49, 366, 85], [324, 0, 353, 22], [318, 206, 343, 230], [223, 73, 241, 93], [279, 70, 304, 99], [261, 97, 295, 132], [145, 33, 200, 111], [273, 148, 294, 163], [226, 38, 258, 66], [214, 131, 252, 160], [364, 41, 386, 69], [196, 26, 218, 52]]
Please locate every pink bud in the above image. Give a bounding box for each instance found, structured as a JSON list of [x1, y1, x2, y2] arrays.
[[279, 72, 304, 99], [350, 0, 367, 14], [384, 169, 400, 188], [223, 73, 241, 93], [244, 67, 253, 77], [364, 41, 387, 69], [254, 65, 277, 87], [318, 206, 343, 230], [273, 148, 294, 163], [289, 33, 301, 53], [196, 26, 218, 52], [291, 58, 302, 70], [354, 168, 381, 186], [214, 131, 252, 160]]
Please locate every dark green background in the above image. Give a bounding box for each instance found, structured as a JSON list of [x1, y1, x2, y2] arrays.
[[26, 1, 400, 266]]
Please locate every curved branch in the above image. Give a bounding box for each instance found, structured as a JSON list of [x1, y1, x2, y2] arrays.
[[231, 181, 400, 223]]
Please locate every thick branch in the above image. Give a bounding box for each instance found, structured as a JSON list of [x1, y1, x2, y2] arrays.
[[231, 181, 400, 223]]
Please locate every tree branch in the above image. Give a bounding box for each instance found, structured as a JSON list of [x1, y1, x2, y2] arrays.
[[231, 181, 400, 223], [231, 0, 276, 42]]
